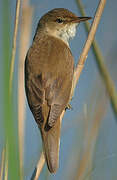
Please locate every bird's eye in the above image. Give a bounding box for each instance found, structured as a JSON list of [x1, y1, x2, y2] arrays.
[[56, 18, 63, 23]]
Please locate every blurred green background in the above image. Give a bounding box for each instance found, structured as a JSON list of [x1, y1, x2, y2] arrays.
[[0, 0, 117, 180]]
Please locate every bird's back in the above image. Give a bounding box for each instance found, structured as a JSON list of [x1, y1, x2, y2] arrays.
[[25, 34, 74, 173]]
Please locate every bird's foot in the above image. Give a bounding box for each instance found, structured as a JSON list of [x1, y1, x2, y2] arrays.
[[65, 104, 72, 111]]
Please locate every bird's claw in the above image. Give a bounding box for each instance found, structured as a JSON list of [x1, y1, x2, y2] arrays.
[[65, 104, 72, 111]]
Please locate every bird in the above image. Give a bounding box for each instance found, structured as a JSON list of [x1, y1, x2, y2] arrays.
[[25, 8, 91, 173]]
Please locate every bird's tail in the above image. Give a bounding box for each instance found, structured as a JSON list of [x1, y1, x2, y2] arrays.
[[41, 118, 61, 173]]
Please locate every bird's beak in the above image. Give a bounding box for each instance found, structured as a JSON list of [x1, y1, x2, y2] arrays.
[[71, 17, 92, 23]]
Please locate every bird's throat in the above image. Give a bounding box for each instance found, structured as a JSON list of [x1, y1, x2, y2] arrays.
[[46, 23, 78, 46], [58, 23, 78, 46]]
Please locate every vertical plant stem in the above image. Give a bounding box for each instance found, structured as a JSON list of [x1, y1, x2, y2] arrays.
[[73, 0, 106, 93], [0, 148, 5, 180], [9, 0, 21, 93], [32, 152, 45, 180], [4, 146, 8, 180], [76, 0, 117, 117], [18, 1, 33, 178], [2, 0, 20, 179]]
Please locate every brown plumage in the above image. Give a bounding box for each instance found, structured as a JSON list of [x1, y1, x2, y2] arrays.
[[25, 8, 91, 173]]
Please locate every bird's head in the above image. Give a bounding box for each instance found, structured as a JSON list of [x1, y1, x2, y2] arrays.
[[37, 8, 91, 45]]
